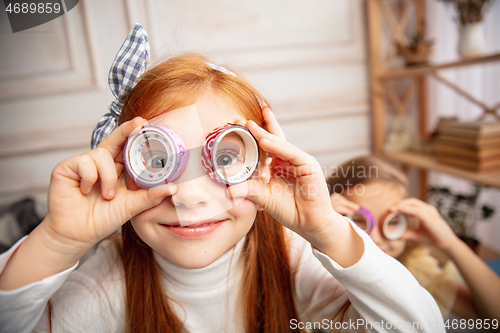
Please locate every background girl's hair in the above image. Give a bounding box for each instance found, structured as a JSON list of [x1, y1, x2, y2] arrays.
[[326, 156, 409, 196], [117, 53, 299, 332]]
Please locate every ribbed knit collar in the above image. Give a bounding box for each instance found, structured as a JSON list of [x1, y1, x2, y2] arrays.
[[153, 237, 246, 291]]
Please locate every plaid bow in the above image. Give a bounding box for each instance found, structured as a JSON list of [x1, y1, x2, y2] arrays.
[[91, 23, 150, 149]]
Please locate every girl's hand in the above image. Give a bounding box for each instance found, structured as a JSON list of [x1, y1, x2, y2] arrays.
[[228, 107, 351, 253], [393, 198, 458, 251], [330, 193, 360, 216], [43, 117, 174, 254]]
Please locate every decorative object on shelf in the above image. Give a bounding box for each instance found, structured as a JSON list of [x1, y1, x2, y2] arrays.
[[395, 30, 434, 66], [457, 21, 486, 58], [434, 118, 500, 171], [438, 0, 496, 58], [383, 115, 421, 153], [428, 185, 495, 251]]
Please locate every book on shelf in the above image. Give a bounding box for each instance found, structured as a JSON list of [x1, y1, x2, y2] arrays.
[[435, 134, 500, 150], [433, 119, 500, 171], [437, 120, 500, 138], [434, 142, 500, 161], [436, 155, 500, 172]]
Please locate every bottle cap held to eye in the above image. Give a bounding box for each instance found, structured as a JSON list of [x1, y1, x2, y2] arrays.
[[381, 211, 408, 240], [201, 124, 260, 185], [123, 123, 260, 188], [123, 125, 190, 188], [351, 207, 375, 234], [349, 207, 409, 240]]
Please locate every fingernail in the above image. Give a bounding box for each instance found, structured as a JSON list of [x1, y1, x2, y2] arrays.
[[107, 188, 115, 197]]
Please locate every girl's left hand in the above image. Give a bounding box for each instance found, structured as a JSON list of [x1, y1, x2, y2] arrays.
[[392, 198, 459, 251], [228, 107, 344, 250]]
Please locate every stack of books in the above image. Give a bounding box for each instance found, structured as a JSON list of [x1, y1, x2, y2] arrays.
[[434, 120, 500, 171]]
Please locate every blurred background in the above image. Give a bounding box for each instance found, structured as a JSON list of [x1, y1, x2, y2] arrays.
[[0, 0, 499, 256]]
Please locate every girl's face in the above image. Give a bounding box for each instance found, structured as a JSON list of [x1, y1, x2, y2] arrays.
[[128, 94, 261, 269], [345, 182, 407, 258]]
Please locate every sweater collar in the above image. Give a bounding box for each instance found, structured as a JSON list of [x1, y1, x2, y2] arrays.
[[153, 237, 246, 291]]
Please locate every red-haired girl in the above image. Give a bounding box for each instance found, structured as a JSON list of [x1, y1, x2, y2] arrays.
[[0, 25, 444, 333]]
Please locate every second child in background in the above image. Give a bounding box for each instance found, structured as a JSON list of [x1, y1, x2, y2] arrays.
[[327, 156, 500, 323]]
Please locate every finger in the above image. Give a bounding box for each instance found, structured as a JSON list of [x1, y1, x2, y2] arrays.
[[262, 106, 286, 140], [269, 159, 318, 179], [125, 183, 177, 219], [86, 148, 118, 200], [247, 121, 311, 167], [226, 180, 269, 208], [246, 120, 283, 144], [97, 117, 148, 161], [394, 200, 433, 221], [247, 120, 313, 166], [260, 138, 313, 168], [75, 155, 98, 194], [391, 198, 423, 212]]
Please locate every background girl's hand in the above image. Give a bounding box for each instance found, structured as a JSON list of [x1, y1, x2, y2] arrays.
[[228, 107, 347, 251], [43, 117, 174, 253], [330, 193, 360, 216], [393, 198, 458, 250]]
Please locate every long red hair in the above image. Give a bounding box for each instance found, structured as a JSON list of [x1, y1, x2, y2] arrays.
[[118, 54, 299, 332]]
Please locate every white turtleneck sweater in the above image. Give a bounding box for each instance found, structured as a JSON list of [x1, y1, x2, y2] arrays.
[[0, 220, 445, 333]]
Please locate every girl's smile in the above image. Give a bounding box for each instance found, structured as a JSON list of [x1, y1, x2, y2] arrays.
[[160, 219, 228, 238]]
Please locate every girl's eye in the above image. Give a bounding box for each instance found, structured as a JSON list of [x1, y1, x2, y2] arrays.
[[143, 151, 168, 171], [216, 150, 240, 167], [151, 155, 167, 169], [351, 212, 369, 232]]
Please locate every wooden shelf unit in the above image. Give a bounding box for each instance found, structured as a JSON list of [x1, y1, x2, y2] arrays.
[[381, 53, 500, 80], [367, 0, 500, 192], [385, 151, 500, 188]]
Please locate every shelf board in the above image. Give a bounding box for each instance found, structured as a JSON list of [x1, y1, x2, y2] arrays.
[[383, 151, 500, 188], [380, 53, 500, 80]]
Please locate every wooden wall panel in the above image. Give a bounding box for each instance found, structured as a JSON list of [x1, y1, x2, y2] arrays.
[[0, 0, 370, 205], [0, 0, 101, 99]]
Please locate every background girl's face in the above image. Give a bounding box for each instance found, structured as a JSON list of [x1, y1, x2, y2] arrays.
[[345, 182, 407, 258], [128, 94, 260, 269]]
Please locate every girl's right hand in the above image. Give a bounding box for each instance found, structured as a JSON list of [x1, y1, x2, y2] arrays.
[[329, 193, 360, 217], [43, 117, 174, 254]]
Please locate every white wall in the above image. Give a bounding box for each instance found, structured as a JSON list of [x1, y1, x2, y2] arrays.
[[0, 0, 370, 207]]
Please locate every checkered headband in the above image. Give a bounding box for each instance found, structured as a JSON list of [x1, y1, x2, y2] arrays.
[[91, 23, 150, 149]]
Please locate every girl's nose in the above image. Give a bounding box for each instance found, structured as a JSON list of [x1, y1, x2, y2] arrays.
[[170, 177, 214, 209], [170, 148, 217, 209]]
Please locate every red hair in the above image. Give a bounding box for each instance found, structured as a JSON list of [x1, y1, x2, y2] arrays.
[[118, 54, 299, 332]]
